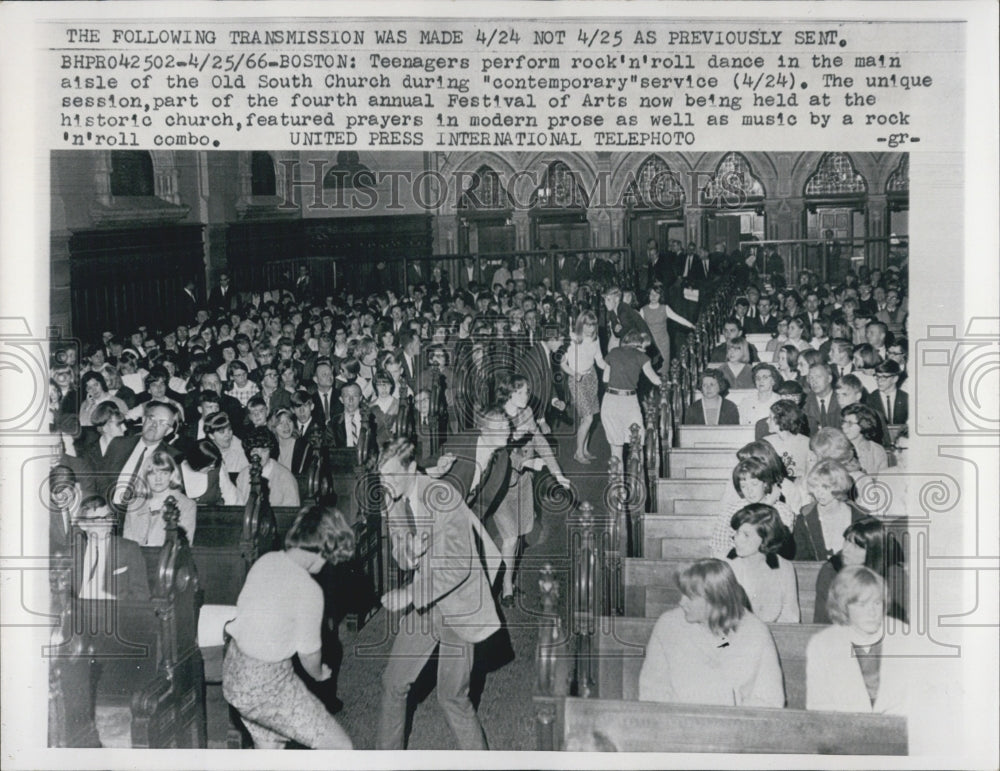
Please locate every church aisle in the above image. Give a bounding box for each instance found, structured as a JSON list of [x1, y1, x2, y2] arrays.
[[335, 420, 611, 750]]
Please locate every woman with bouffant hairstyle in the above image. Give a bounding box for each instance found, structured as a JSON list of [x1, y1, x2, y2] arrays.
[[222, 505, 355, 749]]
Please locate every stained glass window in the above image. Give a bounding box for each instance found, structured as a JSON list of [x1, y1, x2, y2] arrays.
[[804, 152, 867, 196], [624, 156, 686, 209], [885, 155, 909, 194], [701, 152, 765, 206], [532, 161, 587, 208], [110, 151, 154, 197], [459, 166, 508, 209]]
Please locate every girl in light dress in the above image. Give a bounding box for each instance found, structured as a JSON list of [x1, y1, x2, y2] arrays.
[[561, 311, 606, 464]]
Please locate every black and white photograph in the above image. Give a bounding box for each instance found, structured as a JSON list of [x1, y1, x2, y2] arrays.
[[1, 4, 997, 770]]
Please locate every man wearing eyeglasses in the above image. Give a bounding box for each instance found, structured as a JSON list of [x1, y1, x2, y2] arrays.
[[868, 360, 908, 427], [102, 401, 185, 508]]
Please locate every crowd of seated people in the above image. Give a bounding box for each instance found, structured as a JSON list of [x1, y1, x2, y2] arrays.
[[643, 262, 911, 722], [47, 245, 911, 746]]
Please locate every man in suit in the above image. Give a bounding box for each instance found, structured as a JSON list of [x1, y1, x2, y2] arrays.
[[868, 359, 908, 427], [329, 383, 365, 449], [803, 363, 842, 435], [803, 291, 826, 328], [646, 238, 676, 289], [685, 246, 715, 286], [517, 326, 567, 432], [188, 371, 244, 431], [602, 286, 651, 350], [207, 272, 237, 314], [294, 265, 312, 302], [377, 439, 500, 750], [178, 280, 199, 327], [553, 249, 576, 286], [398, 329, 424, 393], [827, 338, 858, 382], [745, 294, 779, 335], [102, 401, 185, 510], [310, 361, 338, 427], [291, 388, 329, 449]]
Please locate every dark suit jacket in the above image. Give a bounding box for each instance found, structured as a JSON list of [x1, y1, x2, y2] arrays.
[[792, 501, 869, 561], [554, 256, 577, 284], [526, 257, 553, 289], [311, 388, 338, 427], [440, 434, 512, 522], [607, 302, 651, 342], [745, 314, 779, 336], [803, 391, 843, 435], [683, 398, 741, 425], [329, 410, 364, 449], [208, 284, 237, 313], [679, 255, 714, 286], [101, 435, 184, 477], [868, 389, 908, 427]]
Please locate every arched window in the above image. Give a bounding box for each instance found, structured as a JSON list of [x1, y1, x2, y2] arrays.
[[700, 152, 765, 206], [110, 151, 154, 197], [323, 151, 375, 189], [531, 161, 587, 208], [804, 152, 867, 196], [458, 165, 510, 210], [885, 155, 909, 194], [623, 155, 685, 209], [250, 151, 276, 196]]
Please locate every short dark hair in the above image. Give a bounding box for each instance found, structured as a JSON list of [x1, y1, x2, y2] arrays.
[[729, 504, 789, 567], [699, 368, 730, 398], [842, 402, 882, 441], [244, 425, 278, 457]]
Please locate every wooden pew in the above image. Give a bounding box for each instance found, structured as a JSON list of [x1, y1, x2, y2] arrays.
[[654, 478, 727, 515], [641, 514, 714, 559], [591, 615, 820, 711], [550, 697, 906, 754], [48, 499, 206, 748], [677, 425, 757, 449], [665, 447, 739, 479], [745, 333, 774, 352], [623, 557, 823, 622]]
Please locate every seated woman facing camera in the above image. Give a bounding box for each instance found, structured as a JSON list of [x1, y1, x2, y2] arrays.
[[793, 459, 870, 561], [223, 505, 354, 749], [726, 504, 800, 623], [122, 450, 197, 547], [814, 517, 907, 624], [638, 559, 784, 708], [806, 566, 909, 714], [709, 457, 796, 559], [683, 369, 740, 426]]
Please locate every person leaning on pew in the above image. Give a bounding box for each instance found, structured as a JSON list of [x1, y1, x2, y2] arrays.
[[638, 559, 785, 708], [222, 505, 354, 749]]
